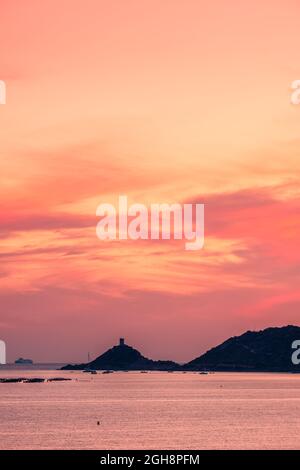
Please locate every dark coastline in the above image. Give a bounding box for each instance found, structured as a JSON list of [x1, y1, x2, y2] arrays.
[[61, 325, 300, 373]]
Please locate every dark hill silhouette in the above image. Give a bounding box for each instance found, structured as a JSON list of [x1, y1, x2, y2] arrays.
[[61, 326, 300, 372], [62, 338, 179, 371], [184, 325, 300, 372]]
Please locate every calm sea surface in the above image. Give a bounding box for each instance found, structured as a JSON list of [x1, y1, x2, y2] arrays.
[[0, 369, 300, 449]]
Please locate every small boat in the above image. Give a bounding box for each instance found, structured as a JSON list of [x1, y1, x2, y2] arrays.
[[15, 358, 33, 365], [140, 371, 148, 374], [199, 371, 209, 375], [102, 370, 113, 374]]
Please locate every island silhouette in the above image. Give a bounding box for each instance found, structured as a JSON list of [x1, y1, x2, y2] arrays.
[[61, 326, 300, 372]]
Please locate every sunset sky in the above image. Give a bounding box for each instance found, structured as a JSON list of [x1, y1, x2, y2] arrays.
[[0, 0, 300, 363]]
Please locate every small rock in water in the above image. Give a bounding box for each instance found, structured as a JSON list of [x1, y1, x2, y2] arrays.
[[0, 378, 25, 383], [0, 377, 72, 383], [23, 378, 45, 383], [47, 377, 72, 382]]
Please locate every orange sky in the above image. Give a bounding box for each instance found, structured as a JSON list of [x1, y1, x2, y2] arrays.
[[0, 0, 300, 363]]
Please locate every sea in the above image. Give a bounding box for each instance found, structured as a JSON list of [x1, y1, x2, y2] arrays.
[[0, 366, 300, 449]]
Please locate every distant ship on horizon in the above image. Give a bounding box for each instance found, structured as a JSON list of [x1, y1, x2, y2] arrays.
[[15, 357, 33, 365]]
